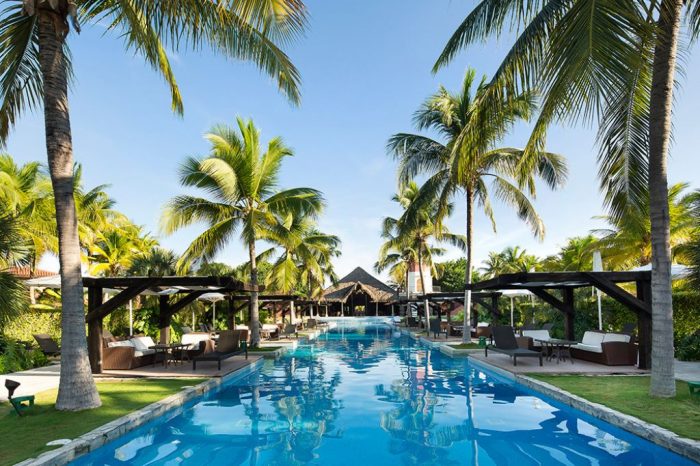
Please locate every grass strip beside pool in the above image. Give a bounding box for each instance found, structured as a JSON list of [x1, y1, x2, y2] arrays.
[[530, 375, 700, 441], [449, 343, 481, 350], [250, 346, 282, 352], [0, 378, 205, 466]]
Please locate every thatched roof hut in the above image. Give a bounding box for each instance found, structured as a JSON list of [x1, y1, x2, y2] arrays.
[[322, 267, 397, 303]]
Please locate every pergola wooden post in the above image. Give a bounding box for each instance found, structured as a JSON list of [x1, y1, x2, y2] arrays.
[[84, 276, 257, 374], [87, 286, 103, 373], [636, 279, 652, 369]]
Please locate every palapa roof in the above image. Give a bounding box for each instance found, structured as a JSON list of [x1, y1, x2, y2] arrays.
[[322, 267, 397, 303]]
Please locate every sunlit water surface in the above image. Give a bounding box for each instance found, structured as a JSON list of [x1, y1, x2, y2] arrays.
[[72, 319, 695, 465]]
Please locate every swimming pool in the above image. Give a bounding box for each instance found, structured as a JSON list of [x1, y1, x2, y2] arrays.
[[72, 319, 695, 465]]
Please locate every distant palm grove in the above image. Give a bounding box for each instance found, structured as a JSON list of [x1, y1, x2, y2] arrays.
[[0, 0, 699, 414]]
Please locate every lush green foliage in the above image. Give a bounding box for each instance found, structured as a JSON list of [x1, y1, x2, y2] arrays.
[[676, 334, 700, 361], [0, 337, 48, 374]]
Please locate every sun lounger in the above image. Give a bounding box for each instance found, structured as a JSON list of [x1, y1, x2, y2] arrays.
[[281, 323, 298, 339], [192, 330, 247, 371], [485, 326, 543, 366], [429, 319, 448, 339], [32, 334, 60, 356]]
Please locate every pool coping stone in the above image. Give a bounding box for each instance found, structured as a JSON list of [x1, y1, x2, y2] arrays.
[[15, 358, 265, 466]]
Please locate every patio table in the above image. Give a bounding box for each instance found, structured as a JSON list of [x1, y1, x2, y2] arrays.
[[535, 338, 577, 364], [149, 343, 189, 368]]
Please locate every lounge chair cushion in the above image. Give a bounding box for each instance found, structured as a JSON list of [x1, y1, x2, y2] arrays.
[[133, 349, 156, 357], [603, 333, 630, 343], [522, 330, 550, 346], [477, 322, 489, 328], [181, 333, 211, 350], [581, 331, 605, 347], [262, 324, 278, 331], [573, 343, 604, 353], [107, 340, 134, 349], [235, 325, 249, 330], [130, 336, 156, 351]]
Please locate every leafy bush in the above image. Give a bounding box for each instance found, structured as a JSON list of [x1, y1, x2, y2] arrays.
[[676, 334, 700, 361], [0, 338, 49, 374]]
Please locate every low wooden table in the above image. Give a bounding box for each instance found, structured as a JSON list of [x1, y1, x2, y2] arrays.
[[149, 343, 189, 367], [535, 338, 577, 364]]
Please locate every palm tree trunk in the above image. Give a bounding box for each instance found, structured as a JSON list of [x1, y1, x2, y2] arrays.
[[248, 240, 260, 347], [417, 247, 430, 335], [462, 189, 474, 344], [647, 0, 682, 397], [37, 13, 100, 411]]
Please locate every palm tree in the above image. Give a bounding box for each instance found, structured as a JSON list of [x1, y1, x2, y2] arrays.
[[89, 223, 155, 277], [380, 182, 465, 297], [129, 247, 178, 277], [593, 183, 696, 270], [541, 236, 598, 272], [481, 246, 539, 278], [388, 69, 567, 343], [0, 209, 29, 328], [0, 0, 307, 410], [162, 118, 324, 347], [433, 0, 694, 396]]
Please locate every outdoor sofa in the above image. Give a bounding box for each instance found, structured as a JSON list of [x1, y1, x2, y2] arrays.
[[570, 330, 637, 366], [102, 335, 157, 370], [485, 325, 543, 366], [192, 329, 248, 370]]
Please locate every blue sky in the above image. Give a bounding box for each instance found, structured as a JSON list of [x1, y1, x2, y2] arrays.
[[6, 0, 700, 280]]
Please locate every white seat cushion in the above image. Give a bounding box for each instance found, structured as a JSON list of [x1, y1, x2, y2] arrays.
[[133, 349, 156, 357], [107, 340, 134, 349], [581, 331, 605, 348], [573, 343, 604, 354], [603, 333, 631, 343], [131, 336, 156, 351], [262, 324, 278, 331], [477, 322, 489, 328], [181, 333, 210, 350], [522, 330, 551, 346], [235, 325, 249, 330]]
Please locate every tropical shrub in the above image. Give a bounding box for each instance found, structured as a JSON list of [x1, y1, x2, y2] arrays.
[[676, 334, 700, 361], [0, 338, 49, 374], [2, 308, 61, 343]]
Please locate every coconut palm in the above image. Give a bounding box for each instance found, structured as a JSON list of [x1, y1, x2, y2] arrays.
[[379, 181, 466, 298], [162, 118, 324, 347], [0, 209, 28, 328], [89, 223, 155, 277], [593, 183, 696, 270], [388, 69, 567, 343], [541, 235, 598, 272], [129, 247, 178, 277], [433, 0, 695, 396], [0, 0, 307, 410]]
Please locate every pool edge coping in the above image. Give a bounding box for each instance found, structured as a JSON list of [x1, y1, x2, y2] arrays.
[[15, 358, 265, 466], [469, 356, 700, 463]]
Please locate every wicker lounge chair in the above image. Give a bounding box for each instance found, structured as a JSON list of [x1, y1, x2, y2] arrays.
[[281, 323, 298, 339], [192, 330, 248, 371], [485, 326, 543, 366], [429, 319, 448, 339], [32, 334, 60, 356]]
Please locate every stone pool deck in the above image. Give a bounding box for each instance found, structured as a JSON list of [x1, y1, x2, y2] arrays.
[[469, 352, 648, 375], [97, 355, 261, 379]]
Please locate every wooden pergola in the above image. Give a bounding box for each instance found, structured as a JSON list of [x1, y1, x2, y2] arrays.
[[84, 276, 260, 374], [397, 291, 504, 324], [467, 271, 652, 369]]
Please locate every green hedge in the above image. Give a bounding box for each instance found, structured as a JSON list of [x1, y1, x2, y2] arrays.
[[2, 308, 62, 344]]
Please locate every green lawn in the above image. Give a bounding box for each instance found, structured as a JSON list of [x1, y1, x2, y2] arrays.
[[0, 378, 205, 466], [530, 375, 700, 440], [449, 343, 481, 350]]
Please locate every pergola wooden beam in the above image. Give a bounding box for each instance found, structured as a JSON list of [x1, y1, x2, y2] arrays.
[[82, 275, 258, 291], [86, 280, 158, 323], [581, 272, 651, 315]]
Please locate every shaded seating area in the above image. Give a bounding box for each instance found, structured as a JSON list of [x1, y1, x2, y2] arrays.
[[570, 331, 637, 366], [485, 326, 543, 367], [193, 329, 248, 371], [469, 271, 653, 369], [321, 267, 398, 316]]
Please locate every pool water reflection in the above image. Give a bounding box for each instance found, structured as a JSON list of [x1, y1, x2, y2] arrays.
[[72, 320, 695, 465]]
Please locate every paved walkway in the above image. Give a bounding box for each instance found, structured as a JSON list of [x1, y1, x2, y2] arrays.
[[674, 360, 700, 382], [0, 363, 61, 402]]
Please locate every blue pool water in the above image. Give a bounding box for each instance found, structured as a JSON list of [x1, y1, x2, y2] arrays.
[[72, 319, 695, 465]]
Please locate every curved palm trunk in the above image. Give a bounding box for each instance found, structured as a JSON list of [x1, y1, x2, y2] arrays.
[[462, 190, 474, 344], [648, 0, 682, 397], [37, 13, 100, 410], [248, 241, 261, 347]]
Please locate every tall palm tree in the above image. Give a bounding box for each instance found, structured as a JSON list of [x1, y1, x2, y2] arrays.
[[162, 118, 324, 347], [433, 0, 695, 396], [0, 0, 307, 410], [541, 235, 598, 272], [594, 182, 696, 270], [388, 69, 567, 343], [379, 182, 466, 297], [481, 246, 539, 278], [129, 247, 178, 277]]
